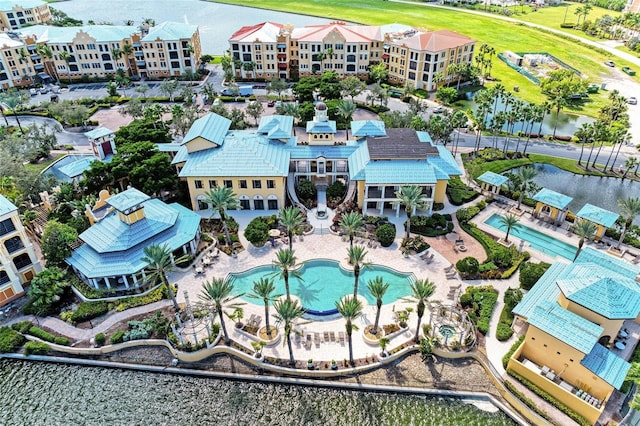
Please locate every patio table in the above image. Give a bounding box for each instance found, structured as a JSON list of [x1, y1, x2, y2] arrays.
[[615, 341, 626, 350]]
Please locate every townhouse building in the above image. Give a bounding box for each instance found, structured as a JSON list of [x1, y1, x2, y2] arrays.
[[0, 0, 51, 31]]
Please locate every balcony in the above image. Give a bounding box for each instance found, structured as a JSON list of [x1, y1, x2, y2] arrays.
[[278, 63, 287, 69]]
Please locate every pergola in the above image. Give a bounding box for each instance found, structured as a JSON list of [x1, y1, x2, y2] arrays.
[[575, 204, 619, 241], [477, 171, 508, 196]]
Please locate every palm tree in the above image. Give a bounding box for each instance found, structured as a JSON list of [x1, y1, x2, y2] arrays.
[[203, 187, 241, 247], [272, 248, 302, 301], [141, 243, 190, 311], [347, 244, 369, 297], [37, 44, 58, 83], [572, 220, 598, 261], [499, 213, 521, 243], [59, 51, 71, 84], [280, 102, 300, 135], [367, 276, 389, 335], [338, 211, 364, 248], [616, 197, 640, 249], [575, 122, 595, 167], [248, 276, 281, 338], [335, 295, 363, 366], [513, 166, 537, 210], [20, 209, 38, 236], [199, 277, 242, 345], [393, 186, 428, 239], [122, 43, 134, 74], [279, 206, 305, 251], [337, 100, 357, 140], [2, 91, 25, 134], [403, 279, 436, 343], [273, 297, 306, 366]]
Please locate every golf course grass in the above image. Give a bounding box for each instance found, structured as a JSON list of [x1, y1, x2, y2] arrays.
[[210, 0, 638, 117]]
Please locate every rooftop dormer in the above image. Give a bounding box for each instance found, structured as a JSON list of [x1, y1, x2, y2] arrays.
[[107, 188, 150, 225]]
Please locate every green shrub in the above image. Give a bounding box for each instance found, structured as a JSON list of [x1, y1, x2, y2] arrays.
[[519, 261, 551, 290], [456, 206, 480, 223], [95, 333, 106, 346], [503, 380, 556, 425], [326, 180, 346, 199], [54, 337, 69, 346], [70, 301, 109, 323], [296, 179, 316, 202], [459, 293, 473, 308], [456, 256, 479, 276], [12, 321, 33, 334], [110, 330, 125, 344], [375, 223, 396, 247], [464, 286, 498, 335], [496, 322, 514, 341], [114, 285, 166, 312], [24, 341, 50, 355], [502, 335, 525, 368], [0, 326, 26, 353], [123, 320, 154, 341], [409, 213, 453, 237], [28, 326, 55, 343], [400, 236, 430, 253], [244, 217, 269, 247], [447, 176, 479, 205]]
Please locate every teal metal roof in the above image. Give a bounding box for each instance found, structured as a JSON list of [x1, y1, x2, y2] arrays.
[[157, 143, 181, 153], [18, 25, 137, 44], [58, 156, 97, 179], [430, 146, 462, 176], [142, 21, 198, 41], [362, 160, 438, 185], [513, 262, 566, 319], [528, 300, 602, 354], [67, 203, 200, 279], [416, 131, 434, 144], [576, 247, 640, 277], [306, 119, 336, 134], [182, 113, 231, 146], [0, 194, 17, 216], [107, 188, 151, 212], [85, 127, 113, 140], [557, 276, 640, 319], [348, 143, 370, 180], [0, 0, 45, 11], [576, 204, 619, 228], [178, 131, 290, 178], [351, 120, 386, 138], [581, 343, 630, 389], [287, 144, 358, 160], [257, 115, 293, 139], [478, 171, 508, 187], [532, 188, 572, 210]]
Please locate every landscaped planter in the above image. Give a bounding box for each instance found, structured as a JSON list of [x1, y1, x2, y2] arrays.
[[236, 326, 281, 347]]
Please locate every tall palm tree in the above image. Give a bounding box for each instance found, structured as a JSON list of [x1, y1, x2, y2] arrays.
[[367, 276, 389, 335], [59, 51, 71, 83], [2, 91, 25, 134], [37, 44, 58, 83], [575, 122, 595, 167], [393, 186, 428, 239], [499, 213, 521, 243], [403, 279, 436, 343], [279, 206, 305, 251], [347, 244, 369, 297], [617, 197, 640, 249], [20, 210, 38, 236], [203, 187, 241, 246], [572, 220, 598, 261], [272, 248, 302, 301], [273, 298, 306, 366], [248, 276, 281, 338], [199, 277, 242, 345], [122, 43, 134, 75], [338, 211, 364, 248], [337, 100, 356, 140], [513, 166, 537, 210], [335, 295, 363, 366], [142, 243, 190, 311]]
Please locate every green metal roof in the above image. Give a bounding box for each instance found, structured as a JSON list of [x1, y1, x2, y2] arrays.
[[477, 171, 508, 187], [528, 300, 602, 354], [0, 194, 17, 216], [142, 21, 198, 41], [576, 204, 619, 228], [363, 160, 438, 184], [581, 343, 630, 389], [532, 188, 573, 210], [351, 120, 386, 138], [182, 113, 231, 146], [557, 276, 640, 319], [58, 156, 97, 179]]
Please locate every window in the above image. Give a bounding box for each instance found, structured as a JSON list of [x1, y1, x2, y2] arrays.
[[223, 180, 233, 189], [0, 219, 15, 236], [252, 180, 262, 189], [267, 180, 275, 189], [194, 180, 203, 189], [4, 236, 24, 254], [12, 253, 32, 270], [208, 180, 217, 188], [254, 199, 264, 210], [268, 199, 278, 210], [240, 199, 250, 210], [239, 180, 247, 189], [197, 199, 208, 210], [0, 270, 9, 285]]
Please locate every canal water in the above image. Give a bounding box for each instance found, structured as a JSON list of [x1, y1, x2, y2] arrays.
[[0, 360, 516, 425]]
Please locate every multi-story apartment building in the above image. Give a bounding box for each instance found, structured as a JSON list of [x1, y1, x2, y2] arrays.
[[229, 21, 475, 91], [0, 194, 42, 307], [0, 0, 51, 31], [0, 21, 200, 88]]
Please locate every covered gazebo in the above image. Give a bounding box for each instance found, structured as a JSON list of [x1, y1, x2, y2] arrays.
[[477, 171, 508, 196], [532, 188, 573, 225], [575, 204, 619, 241]]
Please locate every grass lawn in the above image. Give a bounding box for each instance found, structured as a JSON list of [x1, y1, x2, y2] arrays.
[[24, 154, 63, 174], [210, 0, 636, 117], [468, 152, 610, 176]]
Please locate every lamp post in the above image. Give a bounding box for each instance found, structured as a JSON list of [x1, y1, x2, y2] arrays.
[[562, 4, 569, 25]]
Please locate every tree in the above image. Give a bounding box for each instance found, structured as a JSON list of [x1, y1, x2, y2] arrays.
[[273, 297, 306, 366], [279, 206, 305, 251], [335, 295, 362, 366], [435, 87, 457, 105], [59, 51, 71, 83], [159, 79, 180, 102], [37, 44, 58, 83], [41, 220, 77, 267], [369, 63, 388, 83], [279, 102, 300, 135], [572, 220, 598, 261], [340, 76, 365, 102], [199, 277, 242, 345], [393, 186, 428, 239], [141, 243, 189, 312], [337, 100, 356, 140], [202, 186, 241, 246], [513, 166, 537, 210], [246, 101, 264, 125], [248, 277, 280, 338], [266, 77, 287, 99], [135, 83, 150, 99], [427, 113, 454, 147], [403, 279, 436, 343], [108, 141, 177, 195], [1, 89, 28, 134], [540, 69, 586, 137], [347, 244, 369, 297], [617, 197, 640, 249], [272, 248, 302, 301], [27, 267, 69, 315], [367, 276, 389, 335], [499, 213, 521, 243], [338, 211, 364, 248]]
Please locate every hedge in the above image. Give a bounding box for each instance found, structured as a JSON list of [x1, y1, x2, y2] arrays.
[[25, 341, 50, 355], [464, 286, 498, 334], [503, 380, 558, 425], [0, 326, 26, 353], [70, 301, 109, 323], [447, 176, 479, 205], [114, 284, 166, 312], [410, 213, 454, 237], [28, 326, 55, 343], [502, 335, 525, 368]]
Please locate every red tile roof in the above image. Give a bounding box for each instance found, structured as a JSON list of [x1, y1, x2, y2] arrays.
[[401, 30, 474, 52], [229, 22, 284, 42]]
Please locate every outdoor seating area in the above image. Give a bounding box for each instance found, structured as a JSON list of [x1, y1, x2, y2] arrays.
[[295, 328, 346, 351], [420, 250, 434, 263]]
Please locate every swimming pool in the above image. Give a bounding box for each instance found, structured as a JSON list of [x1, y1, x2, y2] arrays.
[[227, 259, 415, 315], [484, 213, 576, 261]]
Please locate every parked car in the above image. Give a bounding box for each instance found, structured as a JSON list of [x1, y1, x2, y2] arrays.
[[628, 96, 637, 105], [267, 100, 275, 107], [433, 106, 445, 114], [39, 88, 48, 95], [212, 98, 222, 106], [604, 60, 615, 67], [29, 88, 37, 96]]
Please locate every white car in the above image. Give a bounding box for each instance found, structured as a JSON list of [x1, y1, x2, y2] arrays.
[[29, 88, 37, 96], [627, 96, 637, 105], [433, 106, 445, 114]]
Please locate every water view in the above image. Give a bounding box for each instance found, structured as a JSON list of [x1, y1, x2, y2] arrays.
[[54, 0, 332, 54], [0, 360, 516, 425]]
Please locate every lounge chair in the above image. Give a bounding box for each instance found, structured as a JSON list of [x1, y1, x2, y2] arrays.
[[323, 331, 330, 342], [338, 331, 346, 346], [455, 239, 464, 246], [314, 333, 321, 347], [330, 331, 336, 343], [305, 334, 312, 350]]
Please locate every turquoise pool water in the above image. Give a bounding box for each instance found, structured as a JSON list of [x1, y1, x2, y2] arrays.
[[484, 213, 576, 260], [228, 259, 414, 314]]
